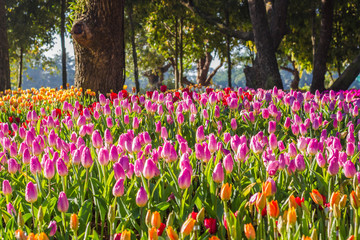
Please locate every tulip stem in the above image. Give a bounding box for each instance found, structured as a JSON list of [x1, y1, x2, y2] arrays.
[[31, 203, 36, 230], [62, 212, 67, 237], [355, 208, 359, 240], [48, 179, 51, 196], [62, 176, 67, 193]]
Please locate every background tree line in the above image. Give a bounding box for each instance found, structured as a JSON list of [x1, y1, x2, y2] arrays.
[[0, 0, 359, 93]]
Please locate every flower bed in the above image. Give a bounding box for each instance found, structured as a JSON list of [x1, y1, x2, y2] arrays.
[[1, 86, 360, 239]]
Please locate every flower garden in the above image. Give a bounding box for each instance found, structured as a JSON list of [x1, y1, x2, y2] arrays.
[[1, 86, 360, 240]]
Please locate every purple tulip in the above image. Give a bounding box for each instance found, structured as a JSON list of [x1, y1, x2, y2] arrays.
[[269, 133, 277, 150], [268, 121, 276, 134], [57, 192, 69, 213], [328, 160, 339, 176], [196, 126, 205, 142], [316, 153, 326, 168], [136, 186, 148, 207], [112, 178, 125, 197], [230, 118, 237, 130], [223, 154, 234, 174], [307, 139, 318, 155], [44, 159, 55, 179], [25, 182, 38, 203], [30, 156, 42, 175], [98, 147, 110, 166], [212, 163, 224, 183], [92, 130, 103, 149], [178, 168, 192, 189], [48, 221, 57, 236], [266, 161, 279, 176], [295, 154, 306, 172], [343, 160, 357, 178], [8, 158, 18, 174], [2, 180, 12, 196], [346, 142, 355, 156], [143, 159, 157, 180], [56, 158, 68, 177], [81, 147, 93, 168]]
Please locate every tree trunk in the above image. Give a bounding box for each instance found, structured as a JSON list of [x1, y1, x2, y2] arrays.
[[245, 0, 283, 89], [197, 52, 212, 85], [0, 0, 10, 91], [128, 4, 139, 93], [174, 17, 179, 89], [329, 53, 360, 91], [71, 0, 125, 94], [225, 8, 232, 88], [144, 63, 172, 90], [61, 0, 67, 89], [17, 47, 23, 88], [310, 0, 334, 93], [179, 17, 184, 88]]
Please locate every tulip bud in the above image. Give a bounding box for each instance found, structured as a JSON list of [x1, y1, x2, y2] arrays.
[[212, 163, 224, 183], [268, 200, 280, 218], [178, 169, 191, 190], [112, 178, 125, 197], [121, 230, 131, 240], [2, 180, 12, 196], [146, 210, 152, 227], [37, 206, 44, 223], [196, 208, 205, 223], [181, 218, 195, 237], [25, 182, 38, 203], [330, 192, 341, 208], [310, 189, 324, 206], [70, 214, 79, 232], [108, 205, 116, 224], [136, 186, 148, 207], [151, 211, 161, 229], [48, 221, 57, 237], [18, 212, 24, 228], [220, 183, 232, 201], [149, 227, 158, 240], [256, 192, 266, 210], [333, 204, 341, 219], [339, 195, 347, 209], [287, 207, 297, 225], [350, 191, 360, 209], [15, 229, 26, 240], [244, 223, 256, 240], [57, 192, 69, 213], [167, 226, 179, 240]]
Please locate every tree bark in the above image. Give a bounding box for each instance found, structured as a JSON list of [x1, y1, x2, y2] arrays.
[[143, 63, 172, 90], [128, 4, 139, 93], [179, 17, 184, 88], [174, 17, 179, 89], [245, 0, 283, 89], [197, 52, 212, 85], [17, 47, 23, 88], [61, 0, 67, 89], [0, 0, 10, 91], [71, 0, 125, 94], [225, 8, 232, 88], [310, 0, 334, 93], [329, 53, 360, 91]]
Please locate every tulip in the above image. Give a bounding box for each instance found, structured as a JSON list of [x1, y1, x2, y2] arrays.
[[136, 186, 148, 207], [310, 189, 324, 206], [121, 230, 131, 240], [92, 130, 103, 149], [81, 147, 93, 168], [181, 218, 195, 237], [328, 160, 339, 176], [230, 118, 237, 130], [220, 183, 232, 201], [8, 158, 19, 174], [223, 154, 234, 174], [48, 221, 57, 236], [2, 180, 12, 196], [178, 169, 191, 189], [262, 181, 272, 197], [343, 160, 357, 178], [112, 178, 125, 197], [269, 133, 277, 150], [167, 226, 179, 240], [30, 156, 42, 175], [244, 223, 256, 240], [268, 200, 280, 218], [295, 154, 306, 172], [151, 211, 161, 229], [256, 192, 266, 210], [56, 158, 68, 177], [350, 191, 360, 209], [98, 147, 110, 166], [330, 192, 341, 208], [204, 218, 217, 234], [287, 207, 297, 225], [143, 159, 157, 180], [25, 182, 38, 203], [196, 126, 205, 142], [149, 227, 158, 240], [57, 192, 69, 212], [346, 142, 355, 156], [69, 214, 79, 232], [212, 163, 224, 183]]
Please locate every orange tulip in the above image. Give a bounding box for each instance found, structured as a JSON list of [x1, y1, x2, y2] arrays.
[[350, 191, 360, 209], [287, 207, 297, 225], [220, 183, 232, 201], [35, 233, 49, 240], [27, 233, 35, 240], [310, 189, 324, 206], [15, 229, 26, 240], [70, 214, 79, 232], [149, 227, 158, 240], [181, 218, 195, 236], [302, 236, 311, 240], [166, 226, 179, 240], [256, 192, 266, 210], [347, 235, 355, 240], [262, 181, 272, 197], [121, 230, 131, 240], [209, 237, 220, 240], [268, 200, 280, 218], [340, 194, 347, 209], [151, 211, 161, 229], [289, 195, 297, 209], [244, 223, 256, 240], [330, 192, 341, 207]]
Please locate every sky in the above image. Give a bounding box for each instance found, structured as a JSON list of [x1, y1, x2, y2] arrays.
[[44, 36, 74, 58]]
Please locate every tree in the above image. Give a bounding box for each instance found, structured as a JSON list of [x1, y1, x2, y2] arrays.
[[71, 0, 125, 94], [0, 0, 10, 91], [60, 0, 67, 89]]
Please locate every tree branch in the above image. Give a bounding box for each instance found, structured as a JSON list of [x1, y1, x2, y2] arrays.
[[329, 53, 360, 91], [179, 0, 254, 41], [205, 62, 223, 85]]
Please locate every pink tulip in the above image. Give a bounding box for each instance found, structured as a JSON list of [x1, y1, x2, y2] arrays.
[[196, 126, 205, 142], [98, 147, 110, 166], [44, 159, 55, 179], [2, 180, 12, 196], [30, 156, 42, 175], [143, 159, 157, 180], [25, 182, 38, 203], [112, 178, 125, 197], [212, 163, 224, 183], [178, 169, 191, 189], [8, 158, 18, 174], [92, 130, 103, 149], [48, 221, 57, 236], [81, 147, 93, 168], [136, 186, 148, 207], [344, 160, 356, 178], [57, 192, 69, 212], [104, 129, 113, 145], [223, 154, 234, 174]]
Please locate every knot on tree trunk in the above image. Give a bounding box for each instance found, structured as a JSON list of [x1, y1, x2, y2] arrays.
[[71, 20, 93, 49]]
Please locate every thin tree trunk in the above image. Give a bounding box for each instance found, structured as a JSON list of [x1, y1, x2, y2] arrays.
[[61, 0, 67, 89], [174, 17, 179, 89], [245, 0, 283, 89], [18, 47, 23, 88], [179, 17, 184, 88], [72, 0, 125, 94], [310, 0, 334, 93], [0, 0, 10, 91], [128, 4, 139, 93], [225, 9, 232, 88]]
